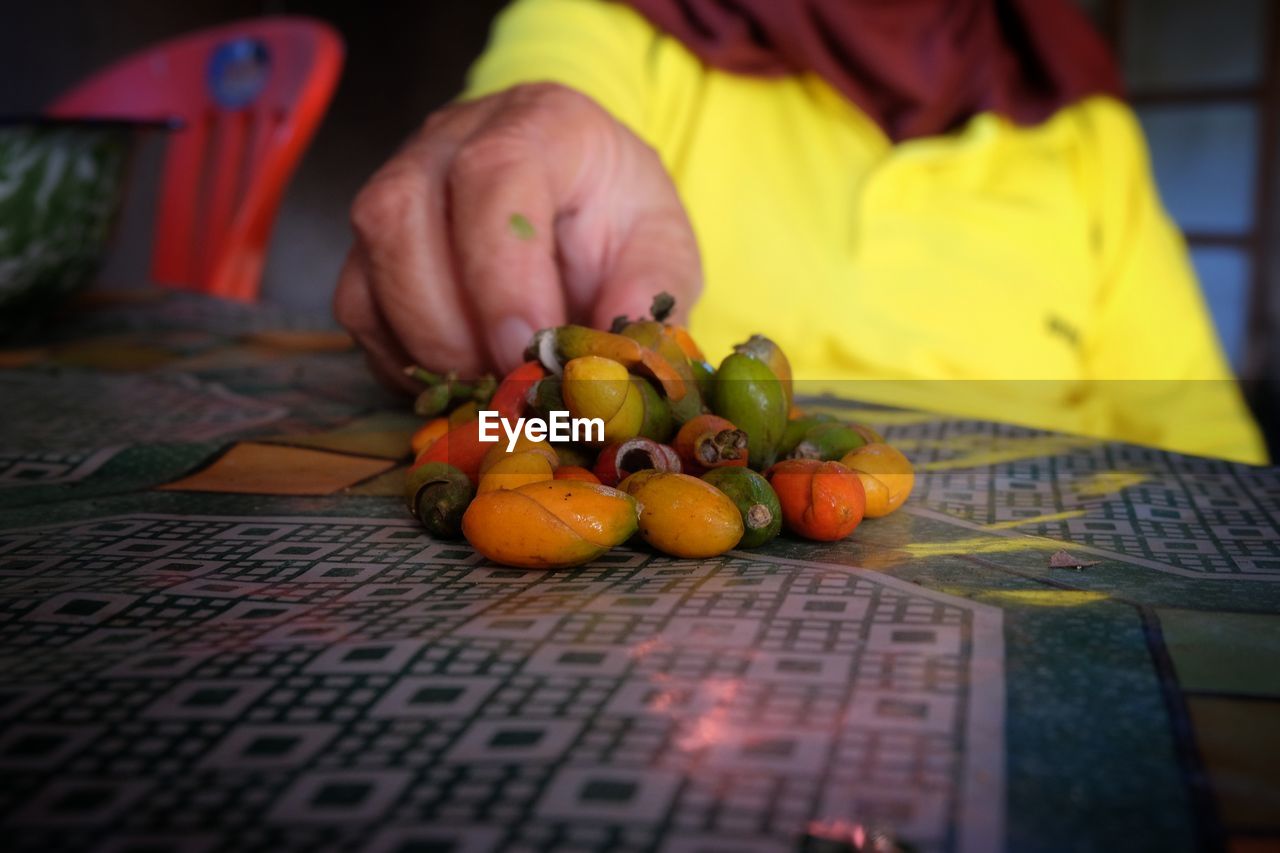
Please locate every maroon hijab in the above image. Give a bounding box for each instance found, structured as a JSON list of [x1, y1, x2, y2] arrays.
[[619, 0, 1123, 141]]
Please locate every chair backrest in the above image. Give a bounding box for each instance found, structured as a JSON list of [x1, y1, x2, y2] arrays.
[[48, 17, 344, 301]]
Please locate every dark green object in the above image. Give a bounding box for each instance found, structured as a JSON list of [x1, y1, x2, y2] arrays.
[[702, 467, 781, 548], [689, 359, 715, 398], [710, 352, 787, 469], [404, 461, 475, 539], [788, 421, 868, 461], [634, 377, 674, 442], [529, 376, 566, 417], [412, 384, 451, 417], [406, 366, 496, 417], [0, 119, 156, 338], [778, 413, 837, 457]]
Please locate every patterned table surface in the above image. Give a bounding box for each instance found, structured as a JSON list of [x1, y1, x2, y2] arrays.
[[1, 292, 1278, 853]]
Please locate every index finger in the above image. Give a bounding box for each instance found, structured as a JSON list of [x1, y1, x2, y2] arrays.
[[447, 127, 569, 372], [349, 109, 489, 377]]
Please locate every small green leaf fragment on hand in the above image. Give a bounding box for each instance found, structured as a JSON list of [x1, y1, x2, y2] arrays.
[[509, 212, 536, 241]]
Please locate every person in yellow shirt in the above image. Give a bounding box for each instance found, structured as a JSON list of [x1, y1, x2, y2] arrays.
[[334, 0, 1267, 465]]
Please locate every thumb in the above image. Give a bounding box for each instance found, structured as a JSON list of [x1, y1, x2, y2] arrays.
[[590, 207, 703, 330]]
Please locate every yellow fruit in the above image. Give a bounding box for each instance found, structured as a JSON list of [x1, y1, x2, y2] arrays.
[[563, 356, 630, 422], [477, 452, 555, 494], [839, 442, 914, 518], [562, 355, 644, 443], [479, 435, 559, 476], [617, 471, 743, 558]]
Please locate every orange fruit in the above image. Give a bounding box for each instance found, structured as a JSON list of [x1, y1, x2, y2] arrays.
[[410, 417, 451, 456], [766, 459, 865, 541], [462, 480, 638, 568]]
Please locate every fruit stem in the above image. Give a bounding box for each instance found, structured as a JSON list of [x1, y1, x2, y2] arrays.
[[746, 503, 773, 530], [695, 428, 749, 466], [405, 365, 497, 416]]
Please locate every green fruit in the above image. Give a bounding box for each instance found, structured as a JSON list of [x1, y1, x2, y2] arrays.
[[732, 333, 793, 407], [788, 422, 867, 460], [529, 376, 565, 417], [701, 467, 782, 548], [778, 413, 837, 457], [616, 319, 664, 347], [634, 377, 675, 442], [404, 462, 475, 539], [689, 359, 715, 397], [413, 384, 450, 417], [710, 352, 787, 469]]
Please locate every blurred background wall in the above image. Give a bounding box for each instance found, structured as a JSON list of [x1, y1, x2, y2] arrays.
[[1083, 0, 1280, 452], [2, 0, 1278, 447]]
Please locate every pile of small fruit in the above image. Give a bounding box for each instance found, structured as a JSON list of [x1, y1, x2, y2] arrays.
[[404, 296, 914, 568]]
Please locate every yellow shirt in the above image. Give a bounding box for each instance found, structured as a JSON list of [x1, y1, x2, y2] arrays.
[[464, 0, 1267, 465]]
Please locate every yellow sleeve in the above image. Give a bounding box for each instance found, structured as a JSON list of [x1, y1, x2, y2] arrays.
[[461, 0, 657, 141], [1081, 100, 1266, 464]]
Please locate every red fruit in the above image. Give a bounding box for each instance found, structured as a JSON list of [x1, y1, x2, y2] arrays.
[[490, 361, 546, 418]]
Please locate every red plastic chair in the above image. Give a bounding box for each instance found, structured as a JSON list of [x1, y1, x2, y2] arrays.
[[47, 17, 344, 301]]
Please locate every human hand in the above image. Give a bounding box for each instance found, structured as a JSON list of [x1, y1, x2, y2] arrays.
[[335, 82, 702, 390]]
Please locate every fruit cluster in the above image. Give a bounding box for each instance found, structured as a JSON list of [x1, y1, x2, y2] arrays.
[[404, 297, 914, 568]]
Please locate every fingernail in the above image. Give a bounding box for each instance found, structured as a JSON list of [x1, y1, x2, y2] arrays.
[[489, 316, 534, 372]]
